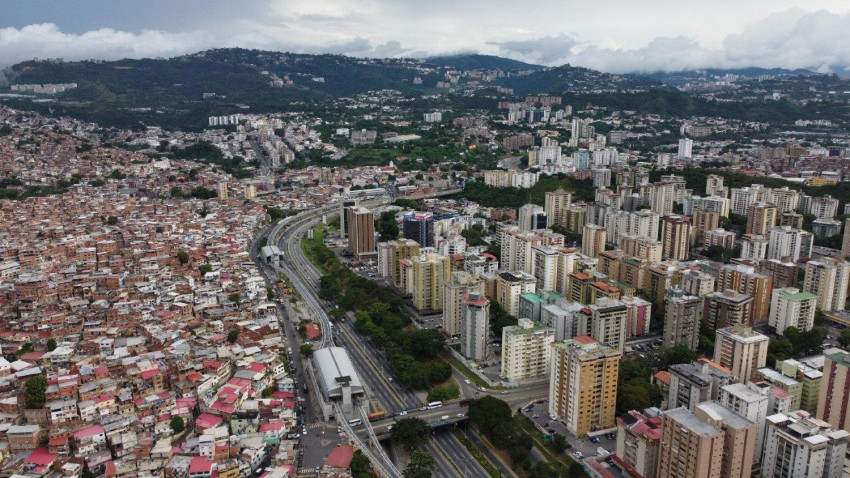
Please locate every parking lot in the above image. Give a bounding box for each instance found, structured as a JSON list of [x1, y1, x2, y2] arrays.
[[519, 399, 616, 461]]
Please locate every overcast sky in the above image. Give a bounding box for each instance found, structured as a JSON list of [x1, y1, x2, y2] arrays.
[[3, 0, 850, 73]]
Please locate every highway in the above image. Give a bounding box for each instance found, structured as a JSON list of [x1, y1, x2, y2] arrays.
[[265, 200, 495, 477]]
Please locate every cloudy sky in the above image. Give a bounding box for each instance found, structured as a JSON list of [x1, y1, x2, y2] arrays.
[[3, 0, 850, 73]]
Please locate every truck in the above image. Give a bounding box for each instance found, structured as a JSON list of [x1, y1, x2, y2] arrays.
[[367, 411, 387, 422]]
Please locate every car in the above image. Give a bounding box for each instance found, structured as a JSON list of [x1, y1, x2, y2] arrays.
[[573, 452, 583, 459], [464, 379, 471, 385], [536, 399, 545, 404], [550, 414, 558, 420], [532, 414, 539, 419], [457, 413, 465, 417], [399, 411, 408, 416], [590, 437, 600, 443], [500, 391, 508, 395], [387, 425, 393, 431], [543, 422, 549, 427]]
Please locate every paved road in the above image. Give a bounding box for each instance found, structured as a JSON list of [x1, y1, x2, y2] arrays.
[[270, 202, 497, 477]]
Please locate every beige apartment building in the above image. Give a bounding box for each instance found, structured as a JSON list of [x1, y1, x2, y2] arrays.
[[549, 336, 620, 436]]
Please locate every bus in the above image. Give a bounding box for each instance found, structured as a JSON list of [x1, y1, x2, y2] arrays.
[[348, 418, 362, 427], [459, 398, 473, 407], [427, 401, 443, 409]]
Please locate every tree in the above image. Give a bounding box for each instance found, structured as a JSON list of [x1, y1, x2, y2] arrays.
[[350, 450, 374, 478], [839, 329, 850, 348], [426, 385, 459, 402], [46, 338, 57, 352], [107, 215, 119, 225], [300, 344, 314, 357], [652, 345, 700, 370], [81, 463, 95, 478], [198, 264, 212, 275], [768, 337, 795, 364], [227, 329, 239, 344], [177, 250, 189, 265], [551, 433, 568, 454], [402, 328, 445, 359], [404, 450, 436, 478], [619, 356, 652, 382], [468, 396, 512, 437], [25, 375, 47, 409], [427, 360, 452, 384], [391, 418, 431, 452], [267, 286, 275, 301], [376, 211, 400, 241], [228, 293, 241, 305], [527, 461, 558, 478], [617, 384, 653, 414], [170, 415, 185, 434]]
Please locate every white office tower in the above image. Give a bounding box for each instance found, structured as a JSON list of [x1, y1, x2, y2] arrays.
[[460, 293, 489, 361], [677, 138, 694, 159], [762, 412, 849, 478]]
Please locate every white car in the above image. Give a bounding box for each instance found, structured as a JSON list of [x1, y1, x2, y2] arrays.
[[399, 411, 408, 416], [464, 379, 471, 385], [573, 451, 583, 459]]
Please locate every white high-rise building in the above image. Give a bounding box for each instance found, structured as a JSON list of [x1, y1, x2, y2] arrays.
[[768, 226, 813, 261], [762, 412, 849, 478], [531, 245, 558, 291], [501, 319, 555, 382], [769, 287, 818, 334], [720, 382, 770, 465], [677, 138, 694, 159], [803, 258, 850, 312]]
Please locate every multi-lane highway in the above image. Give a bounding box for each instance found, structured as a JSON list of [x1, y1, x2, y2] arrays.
[[258, 198, 542, 477]]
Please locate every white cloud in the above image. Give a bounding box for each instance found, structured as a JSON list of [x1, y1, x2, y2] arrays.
[[490, 9, 850, 73], [4, 7, 850, 74]]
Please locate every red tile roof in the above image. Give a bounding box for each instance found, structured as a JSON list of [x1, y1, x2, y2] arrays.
[[305, 323, 321, 340], [325, 445, 354, 469]]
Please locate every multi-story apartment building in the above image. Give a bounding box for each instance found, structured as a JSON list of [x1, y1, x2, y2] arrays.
[[762, 411, 849, 478], [616, 410, 661, 478], [714, 325, 769, 382], [668, 360, 735, 411], [549, 336, 621, 436], [442, 271, 484, 337], [407, 252, 451, 312], [703, 289, 754, 329], [496, 271, 536, 317], [803, 257, 850, 312], [663, 288, 703, 350], [459, 293, 489, 361], [376, 238, 420, 287], [661, 215, 691, 261], [746, 202, 778, 235], [769, 287, 818, 334], [768, 226, 813, 262], [716, 263, 773, 325], [501, 319, 554, 382]]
